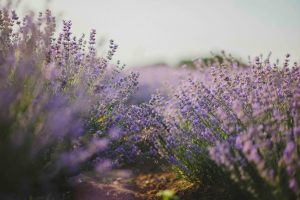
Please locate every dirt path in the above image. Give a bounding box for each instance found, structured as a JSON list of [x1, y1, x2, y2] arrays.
[[74, 181, 144, 200], [72, 171, 192, 200], [73, 171, 146, 200]]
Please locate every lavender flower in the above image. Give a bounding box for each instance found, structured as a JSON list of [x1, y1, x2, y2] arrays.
[[0, 7, 139, 199]]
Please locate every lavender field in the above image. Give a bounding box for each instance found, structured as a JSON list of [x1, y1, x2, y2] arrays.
[[0, 1, 300, 200]]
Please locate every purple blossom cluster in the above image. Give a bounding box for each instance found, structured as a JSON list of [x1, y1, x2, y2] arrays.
[[208, 54, 300, 199], [0, 8, 139, 199], [151, 52, 300, 199]]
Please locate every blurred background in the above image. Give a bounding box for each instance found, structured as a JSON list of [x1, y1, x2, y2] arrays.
[[8, 0, 300, 67]]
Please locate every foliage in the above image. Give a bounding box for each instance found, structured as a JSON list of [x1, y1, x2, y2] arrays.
[[0, 7, 138, 198], [151, 52, 300, 199]]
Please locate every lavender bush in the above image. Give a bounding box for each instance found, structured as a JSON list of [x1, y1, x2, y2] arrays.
[[0, 8, 138, 198], [151, 53, 300, 199], [209, 54, 300, 199]]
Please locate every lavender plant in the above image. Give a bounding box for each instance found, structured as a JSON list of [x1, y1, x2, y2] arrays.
[[209, 54, 300, 199], [0, 8, 138, 198], [152, 53, 300, 199], [150, 72, 244, 198]]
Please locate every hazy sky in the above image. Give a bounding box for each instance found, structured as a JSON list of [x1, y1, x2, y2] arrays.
[[9, 0, 300, 66]]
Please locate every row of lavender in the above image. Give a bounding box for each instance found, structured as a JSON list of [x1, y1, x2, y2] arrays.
[[1, 8, 299, 199], [0, 8, 141, 199], [150, 53, 300, 199]]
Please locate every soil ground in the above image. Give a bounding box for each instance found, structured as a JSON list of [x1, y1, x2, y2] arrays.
[[73, 170, 195, 200]]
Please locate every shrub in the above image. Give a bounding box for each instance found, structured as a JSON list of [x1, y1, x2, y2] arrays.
[[152, 53, 300, 199], [209, 54, 300, 199], [0, 8, 138, 198]]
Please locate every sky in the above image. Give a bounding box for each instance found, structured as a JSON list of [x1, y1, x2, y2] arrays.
[[7, 0, 300, 66]]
